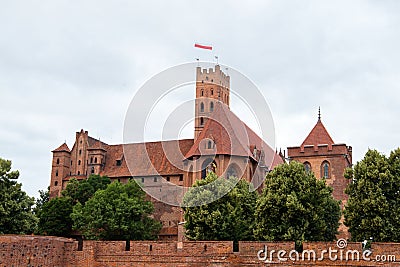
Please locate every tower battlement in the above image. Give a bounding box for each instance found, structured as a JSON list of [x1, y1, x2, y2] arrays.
[[196, 65, 230, 89]]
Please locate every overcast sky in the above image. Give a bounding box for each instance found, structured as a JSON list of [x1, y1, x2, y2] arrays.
[[1, 0, 399, 198]]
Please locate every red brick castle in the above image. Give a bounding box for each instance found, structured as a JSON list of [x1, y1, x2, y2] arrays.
[[49, 65, 351, 240]]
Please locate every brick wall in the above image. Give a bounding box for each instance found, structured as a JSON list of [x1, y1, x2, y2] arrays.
[[1, 236, 399, 266]]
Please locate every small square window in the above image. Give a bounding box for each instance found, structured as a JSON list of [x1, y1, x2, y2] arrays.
[[116, 160, 122, 166]]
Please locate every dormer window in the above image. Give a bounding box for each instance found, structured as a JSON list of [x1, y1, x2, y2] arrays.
[[116, 159, 122, 166]]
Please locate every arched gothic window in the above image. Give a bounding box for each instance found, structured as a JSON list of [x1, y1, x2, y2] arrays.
[[304, 162, 311, 173], [321, 161, 330, 178]]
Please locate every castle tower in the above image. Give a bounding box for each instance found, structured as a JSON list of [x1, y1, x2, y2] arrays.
[[194, 65, 230, 139], [50, 143, 71, 198], [287, 110, 352, 203]]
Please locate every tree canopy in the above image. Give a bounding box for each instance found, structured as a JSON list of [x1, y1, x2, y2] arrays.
[[182, 172, 257, 242], [62, 174, 111, 204], [344, 148, 400, 242], [36, 196, 73, 236], [254, 161, 340, 247], [0, 157, 37, 234], [71, 179, 161, 240]]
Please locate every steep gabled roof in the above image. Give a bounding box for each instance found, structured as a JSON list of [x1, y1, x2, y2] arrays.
[[88, 136, 108, 148], [88, 139, 107, 151], [185, 102, 282, 168], [301, 119, 334, 148], [102, 139, 194, 178], [52, 143, 70, 153]]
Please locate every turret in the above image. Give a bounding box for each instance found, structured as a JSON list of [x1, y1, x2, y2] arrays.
[[50, 143, 71, 198], [194, 65, 230, 139]]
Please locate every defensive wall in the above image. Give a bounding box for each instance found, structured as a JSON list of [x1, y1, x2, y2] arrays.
[[1, 235, 399, 266]]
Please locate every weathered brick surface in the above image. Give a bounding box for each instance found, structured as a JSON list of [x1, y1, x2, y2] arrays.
[[1, 236, 399, 266]]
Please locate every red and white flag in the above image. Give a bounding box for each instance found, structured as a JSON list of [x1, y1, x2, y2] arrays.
[[194, 43, 212, 50]]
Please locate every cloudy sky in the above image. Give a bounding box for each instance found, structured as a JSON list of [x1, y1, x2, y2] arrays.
[[1, 0, 399, 198]]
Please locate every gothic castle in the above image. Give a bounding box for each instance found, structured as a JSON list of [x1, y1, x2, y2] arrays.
[[49, 65, 352, 240]]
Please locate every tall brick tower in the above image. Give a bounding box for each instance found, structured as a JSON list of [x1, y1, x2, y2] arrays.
[[287, 110, 352, 205], [50, 143, 71, 198], [194, 65, 230, 139]]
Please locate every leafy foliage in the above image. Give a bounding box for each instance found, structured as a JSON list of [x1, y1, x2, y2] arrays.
[[344, 148, 400, 242], [0, 158, 37, 234], [182, 172, 257, 242], [34, 186, 49, 215], [71, 180, 161, 240], [62, 175, 111, 204], [37, 197, 73, 236], [254, 161, 340, 246]]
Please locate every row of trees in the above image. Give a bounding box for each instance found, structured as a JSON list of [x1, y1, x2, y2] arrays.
[[182, 147, 400, 245], [0, 157, 161, 240], [1, 147, 400, 243], [183, 161, 341, 248], [38, 176, 161, 240]]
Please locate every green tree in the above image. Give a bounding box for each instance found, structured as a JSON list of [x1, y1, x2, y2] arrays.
[[0, 157, 37, 234], [254, 161, 340, 247], [71, 179, 161, 240], [37, 197, 73, 236], [182, 172, 257, 242], [62, 175, 111, 204], [33, 186, 49, 215], [344, 148, 400, 242]]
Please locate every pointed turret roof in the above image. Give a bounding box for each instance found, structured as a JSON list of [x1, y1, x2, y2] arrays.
[[52, 143, 70, 153], [301, 113, 334, 148]]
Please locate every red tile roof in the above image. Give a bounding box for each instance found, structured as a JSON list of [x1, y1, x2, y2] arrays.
[[100, 139, 194, 178], [301, 119, 334, 148], [52, 143, 70, 153], [185, 102, 283, 168], [88, 139, 107, 151]]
